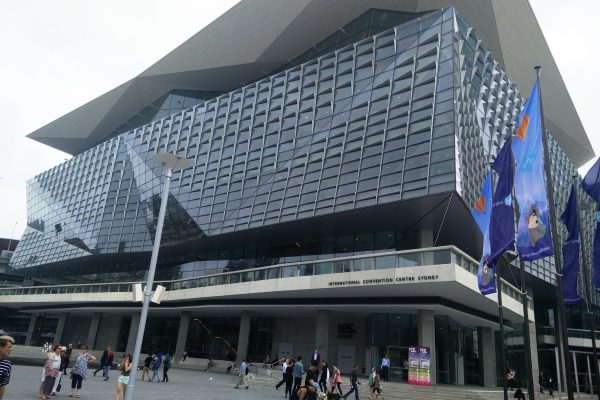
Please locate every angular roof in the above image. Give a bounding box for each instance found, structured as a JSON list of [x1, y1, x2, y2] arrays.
[[28, 0, 594, 167]]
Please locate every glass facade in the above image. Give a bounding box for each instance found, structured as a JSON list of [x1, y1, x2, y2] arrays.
[[9, 7, 596, 302]]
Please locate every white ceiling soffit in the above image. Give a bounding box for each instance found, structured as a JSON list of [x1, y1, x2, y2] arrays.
[[27, 0, 594, 166]]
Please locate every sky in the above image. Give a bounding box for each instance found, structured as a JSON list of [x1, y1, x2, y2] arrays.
[[0, 0, 598, 240]]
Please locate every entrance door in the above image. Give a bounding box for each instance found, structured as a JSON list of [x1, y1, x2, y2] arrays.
[[338, 345, 355, 374], [387, 346, 408, 381]]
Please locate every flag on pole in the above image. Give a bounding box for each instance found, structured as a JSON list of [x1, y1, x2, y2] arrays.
[[559, 185, 582, 304], [471, 173, 496, 294], [581, 157, 600, 292], [488, 137, 515, 265], [581, 157, 600, 202], [512, 79, 553, 261]]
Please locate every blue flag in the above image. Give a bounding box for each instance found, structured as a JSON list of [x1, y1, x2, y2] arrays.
[[581, 157, 600, 202], [488, 137, 515, 265], [559, 185, 581, 304], [581, 157, 600, 292], [471, 173, 496, 295], [512, 79, 553, 260]]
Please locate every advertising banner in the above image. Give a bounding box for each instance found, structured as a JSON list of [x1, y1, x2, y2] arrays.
[[408, 346, 431, 386]]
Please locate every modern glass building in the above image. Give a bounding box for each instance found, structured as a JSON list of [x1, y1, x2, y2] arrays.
[[2, 0, 596, 389]]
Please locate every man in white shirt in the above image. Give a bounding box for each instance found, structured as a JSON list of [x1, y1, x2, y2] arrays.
[[275, 357, 288, 390], [381, 354, 390, 382], [312, 349, 320, 365]]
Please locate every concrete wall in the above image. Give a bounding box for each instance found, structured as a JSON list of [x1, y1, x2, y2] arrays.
[[62, 315, 91, 347], [95, 314, 123, 350]]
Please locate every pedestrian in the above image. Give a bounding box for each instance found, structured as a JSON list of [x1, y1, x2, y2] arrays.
[[203, 357, 214, 372], [0, 335, 15, 400], [368, 368, 384, 400], [42, 345, 62, 400], [285, 359, 294, 398], [514, 386, 526, 400], [68, 345, 96, 398], [311, 348, 321, 366], [342, 364, 361, 400], [77, 340, 82, 349], [293, 356, 304, 395], [506, 368, 516, 391], [151, 351, 162, 382], [318, 360, 329, 392], [64, 344, 73, 374], [332, 362, 343, 395], [296, 361, 319, 400], [142, 353, 153, 381], [182, 350, 188, 362], [51, 346, 68, 395], [234, 358, 249, 389], [162, 352, 171, 382], [380, 354, 390, 382], [114, 353, 132, 400], [93, 345, 113, 379], [276, 357, 288, 390]]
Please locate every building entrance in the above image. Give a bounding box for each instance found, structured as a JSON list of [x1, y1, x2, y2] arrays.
[[387, 346, 408, 381]]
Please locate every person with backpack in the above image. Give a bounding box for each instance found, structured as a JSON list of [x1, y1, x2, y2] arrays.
[[162, 352, 171, 382], [234, 358, 249, 389]]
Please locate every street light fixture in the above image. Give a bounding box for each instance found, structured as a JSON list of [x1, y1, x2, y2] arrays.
[[126, 153, 189, 400]]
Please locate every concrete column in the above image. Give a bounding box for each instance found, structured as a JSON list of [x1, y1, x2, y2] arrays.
[[126, 312, 141, 354], [418, 310, 436, 384], [25, 314, 38, 346], [526, 286, 540, 396], [315, 310, 330, 362], [479, 327, 496, 388], [86, 312, 101, 350], [236, 312, 252, 363], [54, 314, 68, 344], [174, 312, 191, 364]]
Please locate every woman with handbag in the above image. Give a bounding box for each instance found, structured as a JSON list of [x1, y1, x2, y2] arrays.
[[114, 354, 133, 400], [68, 345, 96, 398], [41, 345, 62, 400]]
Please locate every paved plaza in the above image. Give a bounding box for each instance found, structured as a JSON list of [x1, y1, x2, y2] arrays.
[[4, 365, 298, 400]]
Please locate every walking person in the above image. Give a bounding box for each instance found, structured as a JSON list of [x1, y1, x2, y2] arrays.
[[151, 351, 162, 382], [114, 354, 132, 400], [142, 353, 153, 381], [93, 345, 113, 379], [162, 352, 171, 382], [64, 344, 73, 374], [318, 360, 329, 392], [380, 354, 390, 382], [275, 357, 288, 390], [68, 345, 96, 398], [42, 345, 62, 400], [51, 346, 69, 395], [234, 358, 249, 389], [0, 335, 15, 400], [284, 359, 294, 398], [332, 362, 343, 395], [293, 356, 304, 395], [296, 362, 319, 400], [342, 364, 361, 400]]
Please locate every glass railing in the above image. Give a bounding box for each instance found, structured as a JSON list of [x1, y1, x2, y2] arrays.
[[0, 246, 523, 303]]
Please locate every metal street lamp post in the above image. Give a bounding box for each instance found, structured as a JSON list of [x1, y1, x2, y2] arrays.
[[125, 153, 189, 400]]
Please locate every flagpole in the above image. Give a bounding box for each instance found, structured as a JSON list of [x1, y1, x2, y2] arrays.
[[536, 65, 575, 400], [508, 124, 536, 400], [491, 162, 509, 400], [572, 176, 600, 400]]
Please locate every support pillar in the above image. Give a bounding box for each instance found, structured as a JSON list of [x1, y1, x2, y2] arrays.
[[315, 310, 330, 362], [86, 312, 101, 350], [54, 314, 67, 344], [236, 312, 251, 363], [25, 314, 38, 346], [418, 309, 436, 384], [126, 313, 141, 355], [174, 312, 190, 364], [479, 327, 496, 388]]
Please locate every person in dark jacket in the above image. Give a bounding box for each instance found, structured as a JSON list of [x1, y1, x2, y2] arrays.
[[342, 364, 361, 400], [318, 360, 329, 392], [93, 345, 114, 380], [284, 359, 294, 398]]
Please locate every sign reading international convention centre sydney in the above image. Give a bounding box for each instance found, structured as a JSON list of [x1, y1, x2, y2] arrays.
[[328, 274, 440, 287]]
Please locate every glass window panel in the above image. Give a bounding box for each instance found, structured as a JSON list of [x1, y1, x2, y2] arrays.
[[375, 255, 396, 269]]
